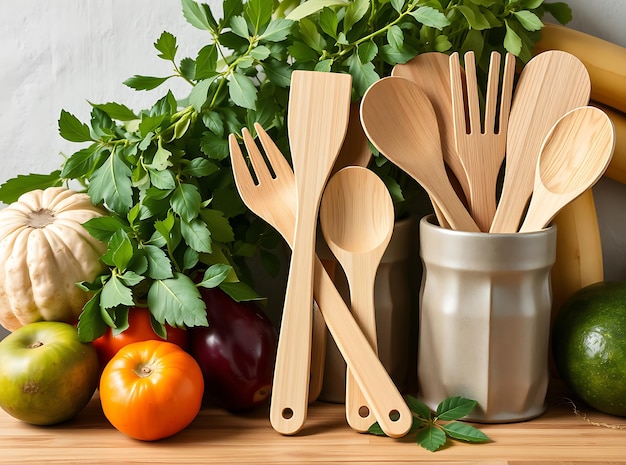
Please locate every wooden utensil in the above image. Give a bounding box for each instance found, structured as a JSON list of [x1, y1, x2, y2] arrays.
[[319, 166, 394, 432], [310, 102, 372, 403], [519, 106, 615, 232], [450, 51, 515, 232], [360, 76, 480, 232], [490, 50, 591, 233], [392, 52, 470, 200], [229, 124, 412, 438], [271, 70, 351, 435]]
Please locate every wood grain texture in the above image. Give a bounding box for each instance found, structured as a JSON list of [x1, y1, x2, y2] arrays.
[[2, 383, 626, 464]]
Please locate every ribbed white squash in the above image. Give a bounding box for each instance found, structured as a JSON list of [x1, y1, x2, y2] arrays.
[[0, 187, 107, 331]]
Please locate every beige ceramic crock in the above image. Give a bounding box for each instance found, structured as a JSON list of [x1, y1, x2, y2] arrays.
[[418, 214, 557, 422]]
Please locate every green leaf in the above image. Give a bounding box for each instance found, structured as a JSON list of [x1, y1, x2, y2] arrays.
[[200, 208, 235, 242], [87, 148, 133, 214], [454, 5, 490, 30], [179, 57, 196, 81], [244, 0, 273, 34], [61, 146, 105, 180], [89, 102, 138, 121], [259, 18, 293, 41], [197, 263, 232, 288], [123, 75, 172, 91], [154, 31, 178, 60], [441, 421, 491, 443], [319, 7, 339, 38], [358, 40, 378, 63], [182, 158, 218, 177], [82, 216, 129, 242], [119, 270, 145, 287], [367, 422, 387, 436], [195, 44, 218, 80], [542, 2, 572, 24], [181, 0, 218, 31], [228, 72, 257, 110], [219, 280, 260, 302], [343, 0, 369, 34], [230, 15, 249, 38], [503, 20, 523, 56], [171, 183, 202, 222], [263, 59, 292, 87], [150, 140, 173, 171], [416, 425, 447, 452], [148, 166, 176, 190], [147, 272, 208, 327], [390, 0, 405, 12], [347, 54, 379, 97], [180, 218, 212, 253], [410, 6, 450, 30], [513, 10, 543, 31], [298, 18, 327, 52], [406, 395, 432, 420], [77, 290, 107, 342], [189, 77, 216, 112], [250, 45, 271, 60], [286, 0, 350, 20], [101, 274, 135, 309], [387, 25, 404, 50], [101, 229, 134, 271], [436, 396, 477, 421], [0, 172, 62, 204], [143, 244, 173, 280], [59, 110, 92, 143]]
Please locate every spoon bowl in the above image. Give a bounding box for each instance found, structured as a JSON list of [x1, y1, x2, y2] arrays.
[[360, 76, 479, 232], [519, 106, 615, 233], [320, 166, 395, 432]]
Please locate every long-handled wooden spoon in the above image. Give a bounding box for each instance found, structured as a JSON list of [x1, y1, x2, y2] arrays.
[[519, 106, 615, 232], [320, 166, 394, 432], [360, 76, 479, 232], [392, 52, 469, 200], [490, 50, 591, 233], [271, 70, 351, 435]]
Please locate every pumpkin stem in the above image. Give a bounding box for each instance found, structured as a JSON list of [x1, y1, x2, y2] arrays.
[[27, 209, 55, 228]]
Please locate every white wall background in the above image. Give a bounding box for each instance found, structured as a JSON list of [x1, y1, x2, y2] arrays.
[[0, 0, 625, 337]]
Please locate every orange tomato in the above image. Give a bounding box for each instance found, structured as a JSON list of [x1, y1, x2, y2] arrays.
[[92, 307, 189, 369], [99, 340, 204, 441]]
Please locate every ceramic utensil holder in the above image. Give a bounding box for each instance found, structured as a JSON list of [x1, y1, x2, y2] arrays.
[[418, 214, 556, 422]]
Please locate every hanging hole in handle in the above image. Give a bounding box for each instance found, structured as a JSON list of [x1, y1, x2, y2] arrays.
[[389, 409, 401, 422], [282, 408, 294, 420], [358, 406, 370, 418]]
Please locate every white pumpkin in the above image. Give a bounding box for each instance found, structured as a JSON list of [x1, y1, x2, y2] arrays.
[[0, 187, 107, 331]]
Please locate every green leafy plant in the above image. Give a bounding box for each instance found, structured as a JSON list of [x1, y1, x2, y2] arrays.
[[368, 395, 491, 452], [0, 0, 572, 341]]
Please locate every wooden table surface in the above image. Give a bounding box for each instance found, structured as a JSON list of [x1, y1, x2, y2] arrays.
[[2, 382, 625, 465]]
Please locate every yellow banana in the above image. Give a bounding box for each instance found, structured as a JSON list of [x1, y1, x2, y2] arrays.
[[534, 23, 626, 114], [596, 103, 626, 184]]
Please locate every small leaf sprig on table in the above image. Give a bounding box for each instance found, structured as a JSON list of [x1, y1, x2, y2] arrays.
[[368, 396, 491, 452], [0, 0, 572, 341]]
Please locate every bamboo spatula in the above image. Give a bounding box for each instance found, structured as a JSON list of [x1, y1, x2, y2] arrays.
[[270, 70, 351, 435]]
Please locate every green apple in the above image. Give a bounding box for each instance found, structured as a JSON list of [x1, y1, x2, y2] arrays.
[[0, 321, 99, 425]]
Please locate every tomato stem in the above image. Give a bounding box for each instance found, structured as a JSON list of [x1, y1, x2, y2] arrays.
[[133, 364, 153, 378]]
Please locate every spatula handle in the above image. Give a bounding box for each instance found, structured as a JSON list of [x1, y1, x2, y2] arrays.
[[269, 211, 316, 435]]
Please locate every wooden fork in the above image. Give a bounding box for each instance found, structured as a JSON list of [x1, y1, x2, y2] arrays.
[[450, 51, 515, 232], [228, 124, 412, 438]]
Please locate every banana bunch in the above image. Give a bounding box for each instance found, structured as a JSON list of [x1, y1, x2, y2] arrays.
[[534, 23, 626, 317]]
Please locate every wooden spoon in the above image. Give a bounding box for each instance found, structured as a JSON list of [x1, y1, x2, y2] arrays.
[[320, 166, 394, 432], [392, 52, 469, 200], [271, 70, 351, 435], [360, 76, 479, 232], [490, 50, 591, 233], [519, 106, 615, 232]]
